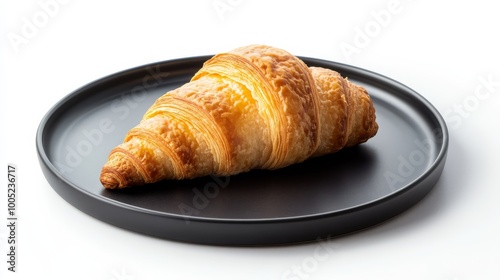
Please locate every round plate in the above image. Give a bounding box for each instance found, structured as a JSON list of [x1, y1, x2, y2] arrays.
[[36, 56, 448, 245]]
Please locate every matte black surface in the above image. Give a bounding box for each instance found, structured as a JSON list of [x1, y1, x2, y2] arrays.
[[36, 56, 448, 245]]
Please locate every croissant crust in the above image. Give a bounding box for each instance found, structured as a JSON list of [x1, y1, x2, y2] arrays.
[[100, 45, 378, 189]]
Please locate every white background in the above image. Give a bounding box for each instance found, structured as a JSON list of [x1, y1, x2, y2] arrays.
[[1, 0, 500, 279]]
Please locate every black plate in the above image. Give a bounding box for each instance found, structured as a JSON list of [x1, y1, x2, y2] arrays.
[[36, 56, 448, 245]]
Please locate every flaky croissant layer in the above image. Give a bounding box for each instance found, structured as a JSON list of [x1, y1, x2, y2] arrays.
[[100, 45, 378, 189]]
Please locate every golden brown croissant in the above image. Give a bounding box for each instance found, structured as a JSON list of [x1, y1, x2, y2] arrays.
[[100, 45, 378, 189]]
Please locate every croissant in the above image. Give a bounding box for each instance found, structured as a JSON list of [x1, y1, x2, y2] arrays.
[[100, 45, 378, 189]]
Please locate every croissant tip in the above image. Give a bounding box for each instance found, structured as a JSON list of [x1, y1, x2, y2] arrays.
[[100, 176, 119, 189], [100, 167, 123, 189]]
